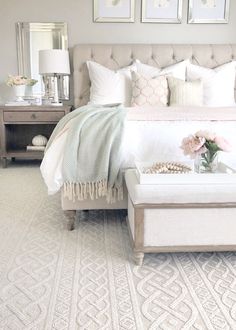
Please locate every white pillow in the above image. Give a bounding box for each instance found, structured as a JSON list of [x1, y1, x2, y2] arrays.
[[86, 61, 135, 106], [187, 62, 236, 107], [135, 59, 189, 81], [167, 77, 203, 107]]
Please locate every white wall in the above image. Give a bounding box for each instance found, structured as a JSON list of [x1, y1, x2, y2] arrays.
[[1, 0, 236, 103]]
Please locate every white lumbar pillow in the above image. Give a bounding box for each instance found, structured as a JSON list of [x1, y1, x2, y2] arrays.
[[86, 61, 136, 106], [187, 61, 236, 107], [167, 77, 203, 107], [134, 59, 189, 81]]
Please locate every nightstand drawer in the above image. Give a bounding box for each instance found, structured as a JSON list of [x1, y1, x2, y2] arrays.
[[4, 111, 64, 122]]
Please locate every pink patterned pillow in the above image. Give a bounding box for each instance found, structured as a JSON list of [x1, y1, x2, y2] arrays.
[[131, 71, 168, 107]]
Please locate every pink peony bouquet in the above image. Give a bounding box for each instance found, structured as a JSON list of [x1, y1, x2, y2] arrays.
[[181, 130, 231, 172], [6, 75, 37, 87], [181, 130, 231, 159]]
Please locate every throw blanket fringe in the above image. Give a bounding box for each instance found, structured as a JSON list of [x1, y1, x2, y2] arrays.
[[63, 180, 123, 204], [46, 105, 126, 204]]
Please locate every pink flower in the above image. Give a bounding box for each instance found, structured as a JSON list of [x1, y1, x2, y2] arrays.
[[195, 130, 216, 141], [181, 130, 232, 160], [214, 136, 232, 152], [6, 74, 28, 87], [181, 135, 206, 158]]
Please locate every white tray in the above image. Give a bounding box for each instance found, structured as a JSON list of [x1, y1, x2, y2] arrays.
[[135, 161, 236, 185]]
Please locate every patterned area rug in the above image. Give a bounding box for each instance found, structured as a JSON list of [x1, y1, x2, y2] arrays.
[[1, 165, 236, 330]]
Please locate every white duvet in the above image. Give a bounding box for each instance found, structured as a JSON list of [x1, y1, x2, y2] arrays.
[[40, 106, 236, 194]]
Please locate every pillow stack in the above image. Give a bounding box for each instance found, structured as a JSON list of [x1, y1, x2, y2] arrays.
[[187, 62, 236, 107], [131, 60, 188, 107], [86, 58, 236, 108]]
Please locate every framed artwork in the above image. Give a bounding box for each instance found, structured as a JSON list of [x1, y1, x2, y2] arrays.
[[94, 0, 135, 22], [141, 0, 183, 23], [188, 0, 230, 23]]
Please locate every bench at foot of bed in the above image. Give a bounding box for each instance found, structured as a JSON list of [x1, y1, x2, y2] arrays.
[[125, 169, 236, 266]]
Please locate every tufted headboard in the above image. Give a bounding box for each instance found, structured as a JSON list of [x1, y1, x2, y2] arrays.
[[73, 44, 236, 108]]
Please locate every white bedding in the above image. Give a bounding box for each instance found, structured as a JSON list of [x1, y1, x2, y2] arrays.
[[40, 106, 236, 195]]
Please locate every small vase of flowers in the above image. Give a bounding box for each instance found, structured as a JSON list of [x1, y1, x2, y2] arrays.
[[6, 75, 38, 102], [181, 130, 231, 173]]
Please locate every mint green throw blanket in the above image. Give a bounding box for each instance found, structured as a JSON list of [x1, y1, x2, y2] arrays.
[[46, 105, 127, 203]]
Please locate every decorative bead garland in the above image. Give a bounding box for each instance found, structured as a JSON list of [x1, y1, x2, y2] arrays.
[[143, 162, 192, 174]]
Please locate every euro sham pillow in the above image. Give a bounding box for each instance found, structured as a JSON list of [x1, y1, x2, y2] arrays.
[[86, 61, 136, 106], [131, 71, 168, 107], [187, 61, 236, 107], [135, 59, 189, 81], [168, 77, 203, 107]]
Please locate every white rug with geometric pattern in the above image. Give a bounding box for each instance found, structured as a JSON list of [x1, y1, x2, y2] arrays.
[[0, 165, 236, 330]]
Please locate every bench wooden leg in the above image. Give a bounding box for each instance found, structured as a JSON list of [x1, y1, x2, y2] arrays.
[[134, 252, 144, 266], [133, 207, 145, 266], [64, 210, 76, 231]]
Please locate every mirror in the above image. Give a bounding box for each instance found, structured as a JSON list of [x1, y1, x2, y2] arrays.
[[16, 22, 69, 100]]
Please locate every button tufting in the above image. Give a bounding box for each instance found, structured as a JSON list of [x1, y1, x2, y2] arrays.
[[211, 55, 214, 60]]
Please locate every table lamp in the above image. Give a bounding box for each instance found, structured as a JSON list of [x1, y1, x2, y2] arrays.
[[39, 49, 70, 106]]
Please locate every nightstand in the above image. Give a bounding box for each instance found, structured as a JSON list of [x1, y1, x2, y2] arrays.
[[0, 105, 72, 168]]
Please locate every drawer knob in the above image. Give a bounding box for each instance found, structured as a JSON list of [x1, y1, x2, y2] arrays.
[[31, 114, 37, 119]]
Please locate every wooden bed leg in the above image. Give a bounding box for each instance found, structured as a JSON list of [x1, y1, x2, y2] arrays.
[[64, 210, 76, 231], [134, 252, 144, 266], [2, 157, 7, 168]]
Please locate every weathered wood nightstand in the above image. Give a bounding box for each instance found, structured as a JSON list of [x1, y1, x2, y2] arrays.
[[0, 105, 72, 168]]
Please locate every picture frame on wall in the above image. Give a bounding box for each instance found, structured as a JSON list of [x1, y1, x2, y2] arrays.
[[94, 0, 135, 22], [188, 0, 230, 24], [141, 0, 183, 23]]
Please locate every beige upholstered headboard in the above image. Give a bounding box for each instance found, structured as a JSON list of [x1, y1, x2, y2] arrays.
[[73, 44, 236, 108]]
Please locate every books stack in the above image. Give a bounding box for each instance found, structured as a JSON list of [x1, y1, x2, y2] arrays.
[[26, 145, 45, 152]]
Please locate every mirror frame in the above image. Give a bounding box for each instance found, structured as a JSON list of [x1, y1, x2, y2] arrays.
[[16, 22, 69, 99]]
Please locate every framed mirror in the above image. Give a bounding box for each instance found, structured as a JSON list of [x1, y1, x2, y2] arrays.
[[16, 22, 69, 100]]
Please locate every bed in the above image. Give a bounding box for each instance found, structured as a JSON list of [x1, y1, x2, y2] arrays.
[[40, 44, 236, 229]]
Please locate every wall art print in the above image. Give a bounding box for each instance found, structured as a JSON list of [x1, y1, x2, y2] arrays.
[[141, 0, 183, 23], [188, 0, 230, 23], [94, 0, 135, 22]]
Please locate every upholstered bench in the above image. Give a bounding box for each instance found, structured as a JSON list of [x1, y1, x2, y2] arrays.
[[125, 169, 236, 266]]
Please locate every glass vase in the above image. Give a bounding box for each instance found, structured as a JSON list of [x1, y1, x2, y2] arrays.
[[194, 151, 219, 173]]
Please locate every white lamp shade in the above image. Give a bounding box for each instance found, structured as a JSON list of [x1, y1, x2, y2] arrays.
[[39, 49, 70, 75]]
